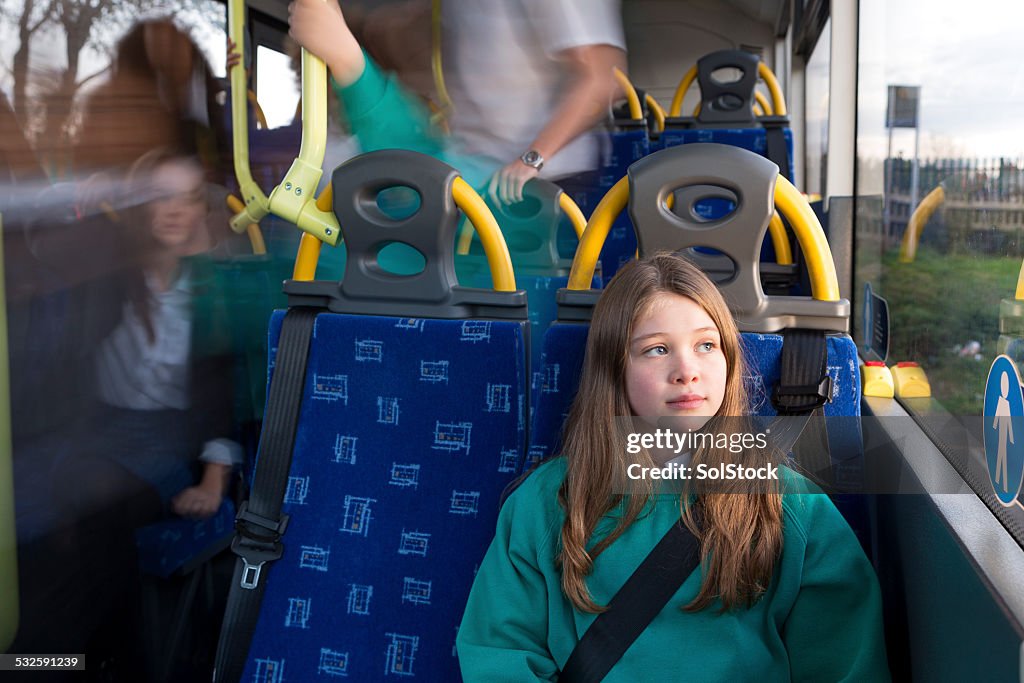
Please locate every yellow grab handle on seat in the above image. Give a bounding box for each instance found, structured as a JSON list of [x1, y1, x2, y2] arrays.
[[669, 61, 787, 117], [899, 186, 945, 263], [248, 90, 268, 130], [646, 94, 666, 133], [227, 0, 270, 234], [669, 66, 698, 118], [568, 173, 835, 300], [758, 63, 786, 116], [292, 185, 331, 281], [456, 187, 587, 255], [452, 178, 517, 291], [228, 0, 341, 245], [612, 67, 643, 121], [559, 193, 587, 240], [227, 194, 267, 255]]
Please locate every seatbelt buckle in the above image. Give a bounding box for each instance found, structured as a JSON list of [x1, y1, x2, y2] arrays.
[[231, 501, 290, 590], [771, 375, 832, 413]]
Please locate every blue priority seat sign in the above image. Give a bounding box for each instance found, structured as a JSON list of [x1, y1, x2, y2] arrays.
[[984, 355, 1024, 506]]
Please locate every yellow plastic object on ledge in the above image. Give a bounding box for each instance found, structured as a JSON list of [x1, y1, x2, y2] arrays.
[[861, 361, 894, 398], [891, 361, 932, 398]]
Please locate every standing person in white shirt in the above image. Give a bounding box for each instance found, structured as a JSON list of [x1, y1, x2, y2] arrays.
[[440, 0, 626, 203], [287, 0, 626, 203]]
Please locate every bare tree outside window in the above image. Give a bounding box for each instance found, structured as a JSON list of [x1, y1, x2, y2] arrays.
[[0, 0, 224, 175]]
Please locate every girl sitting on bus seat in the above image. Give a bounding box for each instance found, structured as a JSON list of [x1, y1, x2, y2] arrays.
[[53, 150, 241, 527], [455, 253, 890, 681]]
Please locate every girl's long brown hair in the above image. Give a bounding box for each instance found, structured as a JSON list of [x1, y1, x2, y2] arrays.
[[558, 253, 782, 613]]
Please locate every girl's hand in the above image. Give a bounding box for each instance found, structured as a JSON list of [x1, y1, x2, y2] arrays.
[[287, 0, 365, 86], [226, 37, 243, 73], [171, 484, 222, 520]]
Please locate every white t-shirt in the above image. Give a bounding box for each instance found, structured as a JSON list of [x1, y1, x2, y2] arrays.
[[94, 265, 241, 466], [96, 268, 192, 412], [442, 0, 625, 179]]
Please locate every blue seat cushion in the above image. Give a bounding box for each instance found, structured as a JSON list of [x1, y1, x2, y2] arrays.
[[242, 310, 527, 681], [658, 127, 794, 176], [527, 323, 868, 549], [135, 499, 235, 578], [529, 325, 862, 464]]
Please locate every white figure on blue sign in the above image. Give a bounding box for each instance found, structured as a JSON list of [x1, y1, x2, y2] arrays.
[[994, 372, 1015, 492], [984, 356, 1024, 506]]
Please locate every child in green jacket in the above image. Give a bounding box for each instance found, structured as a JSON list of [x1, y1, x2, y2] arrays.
[[455, 253, 890, 681]]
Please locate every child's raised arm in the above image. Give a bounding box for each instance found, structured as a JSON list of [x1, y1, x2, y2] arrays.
[[288, 0, 365, 86]]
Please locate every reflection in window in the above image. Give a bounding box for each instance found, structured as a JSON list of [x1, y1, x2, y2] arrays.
[[855, 0, 1024, 416], [0, 3, 225, 176]]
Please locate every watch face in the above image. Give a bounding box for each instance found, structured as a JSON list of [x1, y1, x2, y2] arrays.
[[521, 150, 543, 168]]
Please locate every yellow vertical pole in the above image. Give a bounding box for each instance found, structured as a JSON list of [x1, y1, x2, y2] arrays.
[[0, 213, 18, 650]]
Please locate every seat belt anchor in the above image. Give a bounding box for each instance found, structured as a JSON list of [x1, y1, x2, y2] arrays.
[[240, 557, 266, 590], [231, 501, 290, 590]]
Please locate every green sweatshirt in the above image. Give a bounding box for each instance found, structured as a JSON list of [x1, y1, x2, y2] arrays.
[[331, 57, 494, 189], [456, 457, 890, 682]]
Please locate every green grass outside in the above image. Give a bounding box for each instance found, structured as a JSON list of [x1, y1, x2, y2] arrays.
[[875, 247, 1021, 415]]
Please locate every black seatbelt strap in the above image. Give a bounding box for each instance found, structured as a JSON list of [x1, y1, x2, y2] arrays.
[[213, 306, 318, 683], [771, 328, 832, 483], [765, 124, 792, 180], [559, 507, 703, 683]]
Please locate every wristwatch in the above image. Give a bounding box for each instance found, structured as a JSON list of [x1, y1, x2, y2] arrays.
[[520, 149, 545, 171]]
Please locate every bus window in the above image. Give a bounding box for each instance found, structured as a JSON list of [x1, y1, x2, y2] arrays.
[[855, 0, 1024, 417], [804, 17, 830, 198], [255, 45, 300, 129]]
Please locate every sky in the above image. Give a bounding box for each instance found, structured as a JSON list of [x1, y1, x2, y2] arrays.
[[856, 0, 1024, 162]]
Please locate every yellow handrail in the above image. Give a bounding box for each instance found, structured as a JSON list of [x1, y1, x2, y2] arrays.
[[757, 62, 786, 116], [768, 212, 792, 265], [266, 43, 341, 245], [452, 178, 516, 291], [226, 194, 267, 255], [773, 173, 834, 297], [567, 176, 628, 290], [646, 94, 666, 133], [228, 0, 341, 246], [669, 65, 698, 118], [612, 67, 643, 121], [248, 89, 268, 130], [456, 186, 587, 255], [293, 186, 331, 281], [430, 0, 454, 126], [1016, 259, 1024, 301], [898, 186, 945, 263], [0, 212, 16, 652], [227, 0, 269, 234], [559, 193, 587, 240], [669, 61, 787, 117], [568, 173, 836, 300]]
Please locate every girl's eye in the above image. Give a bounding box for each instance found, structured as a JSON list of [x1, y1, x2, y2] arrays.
[[697, 341, 717, 353], [643, 345, 668, 357]]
